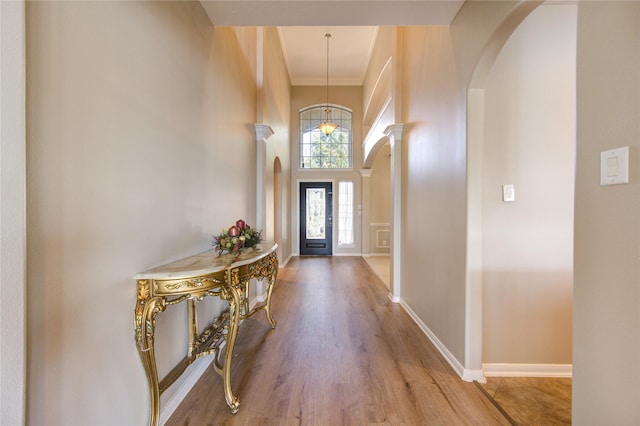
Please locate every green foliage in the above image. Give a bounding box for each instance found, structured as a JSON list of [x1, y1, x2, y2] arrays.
[[300, 129, 352, 169]]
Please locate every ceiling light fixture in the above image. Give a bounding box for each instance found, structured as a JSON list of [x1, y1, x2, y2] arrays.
[[318, 33, 338, 136]]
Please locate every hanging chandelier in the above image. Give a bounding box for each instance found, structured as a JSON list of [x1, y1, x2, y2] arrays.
[[318, 33, 338, 136]]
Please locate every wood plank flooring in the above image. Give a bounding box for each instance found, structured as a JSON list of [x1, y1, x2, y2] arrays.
[[167, 256, 510, 425], [480, 377, 572, 425]]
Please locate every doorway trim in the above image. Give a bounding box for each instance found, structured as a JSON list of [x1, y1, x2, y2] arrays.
[[360, 124, 404, 302], [465, 1, 544, 382], [273, 157, 283, 264], [295, 178, 336, 256], [253, 123, 274, 232], [384, 124, 404, 302]]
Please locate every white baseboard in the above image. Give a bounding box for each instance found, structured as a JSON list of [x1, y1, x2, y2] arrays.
[[483, 363, 572, 378], [396, 299, 573, 381], [159, 356, 214, 424], [398, 299, 468, 381], [158, 292, 266, 424], [390, 299, 571, 383], [280, 254, 293, 268], [254, 283, 267, 303], [387, 293, 400, 303], [463, 368, 486, 383], [362, 253, 391, 258]]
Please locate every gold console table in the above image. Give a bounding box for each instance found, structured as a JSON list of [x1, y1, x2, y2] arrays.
[[133, 242, 278, 426]]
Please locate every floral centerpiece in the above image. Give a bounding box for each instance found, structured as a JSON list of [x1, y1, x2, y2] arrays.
[[213, 219, 262, 255]]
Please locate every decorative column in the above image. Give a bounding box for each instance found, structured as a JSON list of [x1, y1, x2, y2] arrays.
[[384, 124, 404, 303], [253, 124, 274, 232], [359, 169, 373, 256], [253, 124, 274, 301]]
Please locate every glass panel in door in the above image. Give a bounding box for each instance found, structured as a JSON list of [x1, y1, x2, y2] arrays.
[[300, 182, 332, 255]]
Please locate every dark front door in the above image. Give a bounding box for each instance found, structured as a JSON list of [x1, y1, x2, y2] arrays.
[[300, 182, 332, 256]]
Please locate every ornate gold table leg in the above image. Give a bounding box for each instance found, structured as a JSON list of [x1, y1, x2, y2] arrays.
[[221, 269, 241, 414], [134, 280, 166, 426], [264, 268, 278, 328]]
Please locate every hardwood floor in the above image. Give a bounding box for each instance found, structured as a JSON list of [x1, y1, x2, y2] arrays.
[[167, 256, 510, 425], [362, 256, 390, 289], [480, 377, 572, 425]]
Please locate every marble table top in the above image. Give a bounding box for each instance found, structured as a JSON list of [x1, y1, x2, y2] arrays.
[[134, 242, 277, 280]]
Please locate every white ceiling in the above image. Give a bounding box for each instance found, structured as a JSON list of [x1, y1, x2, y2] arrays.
[[278, 27, 378, 86], [199, 1, 465, 86]]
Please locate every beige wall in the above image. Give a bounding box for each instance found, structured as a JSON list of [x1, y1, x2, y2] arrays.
[[370, 144, 390, 223], [573, 2, 640, 423], [360, 26, 392, 256], [368, 144, 391, 254], [398, 1, 516, 363], [25, 2, 289, 424], [0, 1, 27, 424], [17, 1, 640, 424], [290, 85, 363, 255], [481, 4, 575, 365], [401, 23, 470, 362], [261, 27, 292, 263], [362, 26, 393, 134]]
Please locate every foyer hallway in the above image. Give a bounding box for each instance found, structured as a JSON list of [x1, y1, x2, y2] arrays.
[[167, 256, 509, 425]]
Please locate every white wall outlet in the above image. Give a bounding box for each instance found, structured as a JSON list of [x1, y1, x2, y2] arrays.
[[600, 146, 629, 185]]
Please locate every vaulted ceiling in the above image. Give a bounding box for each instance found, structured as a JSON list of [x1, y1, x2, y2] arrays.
[[199, 1, 464, 85]]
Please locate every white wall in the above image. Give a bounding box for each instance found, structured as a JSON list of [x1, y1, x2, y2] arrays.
[[26, 2, 261, 424], [482, 4, 576, 365], [573, 2, 640, 423]]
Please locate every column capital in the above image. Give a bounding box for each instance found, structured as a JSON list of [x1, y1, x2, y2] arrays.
[[359, 169, 373, 178], [253, 124, 274, 142], [384, 124, 405, 142]]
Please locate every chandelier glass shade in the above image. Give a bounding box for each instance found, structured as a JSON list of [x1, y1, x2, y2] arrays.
[[318, 33, 338, 136], [318, 110, 338, 135]]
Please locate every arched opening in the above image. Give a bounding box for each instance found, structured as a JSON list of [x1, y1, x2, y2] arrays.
[[362, 143, 392, 288], [273, 157, 283, 263], [466, 1, 576, 386]]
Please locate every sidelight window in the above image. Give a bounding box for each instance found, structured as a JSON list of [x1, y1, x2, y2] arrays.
[[338, 181, 354, 246]]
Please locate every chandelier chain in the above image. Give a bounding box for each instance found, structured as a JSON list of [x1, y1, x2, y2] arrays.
[[325, 33, 331, 111]]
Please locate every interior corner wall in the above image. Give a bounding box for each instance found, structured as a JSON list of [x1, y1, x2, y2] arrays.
[[26, 2, 258, 424], [481, 4, 576, 365], [573, 2, 640, 423]]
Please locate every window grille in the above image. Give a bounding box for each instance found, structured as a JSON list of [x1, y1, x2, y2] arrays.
[[299, 105, 352, 169]]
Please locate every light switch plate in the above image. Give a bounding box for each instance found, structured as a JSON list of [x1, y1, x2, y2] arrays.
[[502, 184, 515, 202], [600, 146, 629, 185]]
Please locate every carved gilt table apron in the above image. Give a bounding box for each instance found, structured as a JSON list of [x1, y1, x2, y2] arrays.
[[134, 243, 278, 426]]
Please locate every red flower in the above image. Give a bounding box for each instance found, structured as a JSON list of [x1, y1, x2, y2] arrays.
[[228, 226, 240, 237], [235, 219, 246, 229]]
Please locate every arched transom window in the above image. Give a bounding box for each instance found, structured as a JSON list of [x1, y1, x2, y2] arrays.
[[299, 105, 352, 169]]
